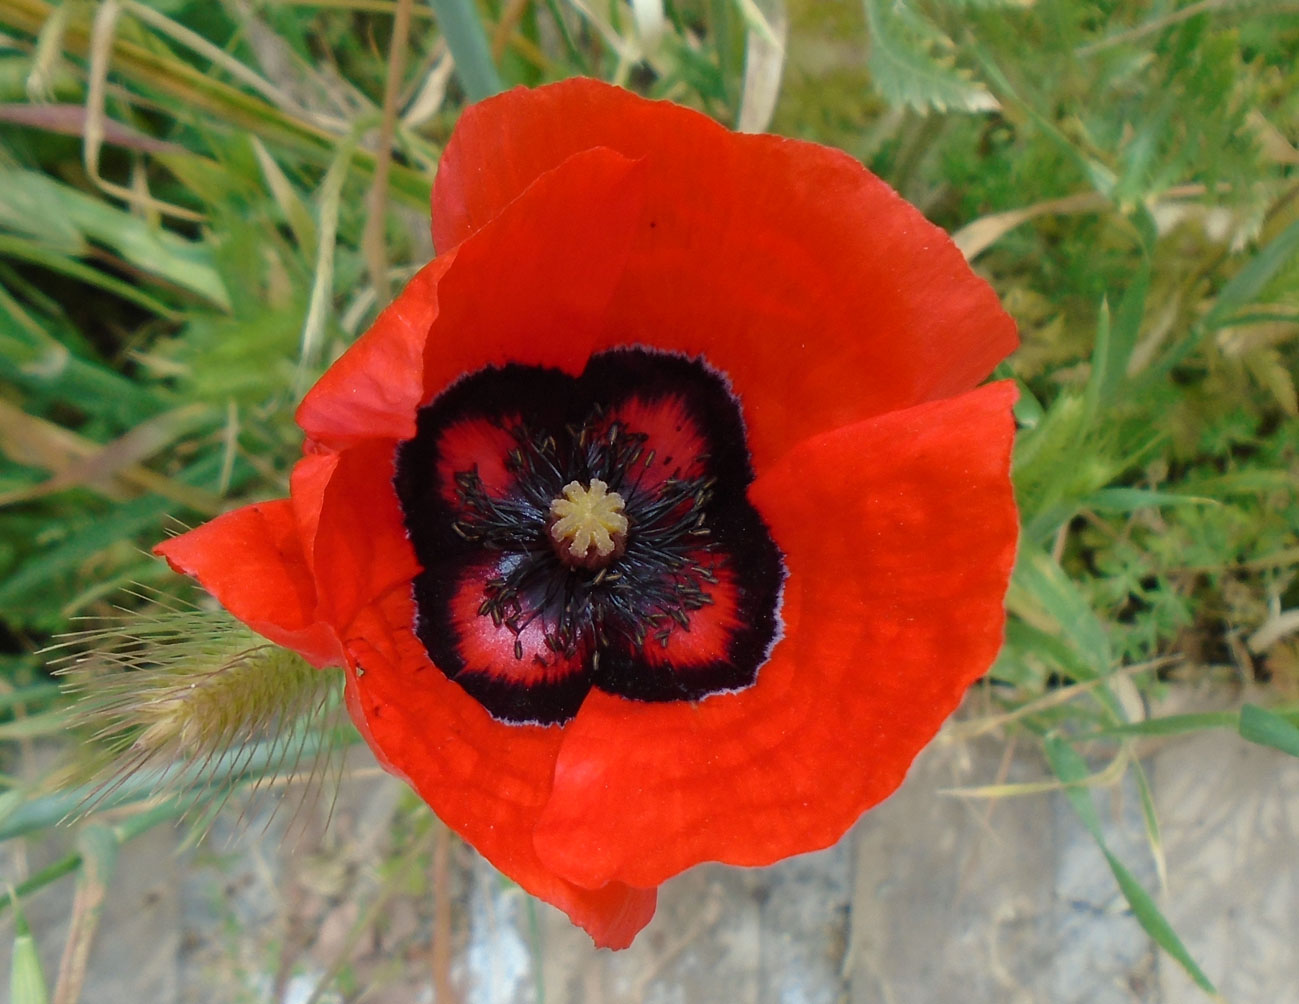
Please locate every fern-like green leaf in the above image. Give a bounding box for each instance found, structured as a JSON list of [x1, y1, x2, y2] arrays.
[[861, 0, 997, 112]]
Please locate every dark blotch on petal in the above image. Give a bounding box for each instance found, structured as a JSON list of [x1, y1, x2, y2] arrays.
[[394, 348, 784, 725]]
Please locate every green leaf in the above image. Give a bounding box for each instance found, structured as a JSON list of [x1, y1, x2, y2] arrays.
[[861, 0, 996, 113], [1011, 381, 1044, 428], [1239, 704, 1299, 757], [8, 896, 49, 1004], [1008, 547, 1113, 675], [1086, 711, 1241, 739], [1089, 267, 1150, 411], [0, 169, 229, 309], [1080, 488, 1217, 513]]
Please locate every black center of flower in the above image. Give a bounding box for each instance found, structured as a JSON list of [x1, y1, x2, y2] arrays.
[[393, 348, 784, 726]]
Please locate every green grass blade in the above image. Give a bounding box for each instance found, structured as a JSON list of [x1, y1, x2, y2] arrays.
[[0, 682, 63, 714], [1044, 737, 1218, 996], [427, 0, 505, 101], [0, 798, 200, 920], [1043, 735, 1104, 835], [0, 168, 229, 308], [1239, 704, 1299, 757], [1080, 488, 1217, 513], [1129, 757, 1166, 892], [1101, 846, 1217, 996], [1009, 548, 1113, 675], [1086, 266, 1149, 414], [0, 725, 347, 841], [1200, 219, 1299, 333], [0, 235, 180, 318], [1, 0, 430, 205], [1146, 218, 1299, 382], [1084, 711, 1241, 739]]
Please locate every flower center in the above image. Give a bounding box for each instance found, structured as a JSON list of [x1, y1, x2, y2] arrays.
[[394, 348, 784, 725], [547, 479, 629, 569]]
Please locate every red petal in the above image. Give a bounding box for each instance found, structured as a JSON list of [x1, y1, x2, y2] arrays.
[[153, 501, 344, 667], [298, 145, 646, 452], [432, 414, 524, 503], [420, 145, 647, 398], [532, 381, 1018, 889], [603, 391, 708, 492], [296, 256, 454, 451], [342, 587, 657, 947], [433, 80, 1017, 466], [290, 443, 421, 636], [446, 559, 591, 683], [634, 561, 742, 669]]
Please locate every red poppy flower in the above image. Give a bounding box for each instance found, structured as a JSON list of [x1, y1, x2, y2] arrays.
[[156, 79, 1018, 949]]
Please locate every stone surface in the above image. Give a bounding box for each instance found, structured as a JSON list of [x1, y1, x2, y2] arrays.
[[0, 820, 181, 1004], [5, 726, 1297, 1003], [1153, 730, 1299, 1004]]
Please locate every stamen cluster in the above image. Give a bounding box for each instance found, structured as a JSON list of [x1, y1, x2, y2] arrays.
[[449, 415, 718, 662]]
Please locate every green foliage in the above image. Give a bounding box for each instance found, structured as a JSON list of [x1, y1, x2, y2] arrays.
[[860, 0, 997, 113], [0, 0, 1296, 998]]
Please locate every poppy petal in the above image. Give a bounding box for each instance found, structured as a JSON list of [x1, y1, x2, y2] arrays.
[[291, 443, 421, 637], [153, 501, 345, 667], [296, 256, 455, 450], [342, 587, 657, 947], [532, 381, 1018, 890], [420, 145, 647, 397], [434, 555, 595, 723], [298, 144, 646, 452], [432, 79, 1017, 463]]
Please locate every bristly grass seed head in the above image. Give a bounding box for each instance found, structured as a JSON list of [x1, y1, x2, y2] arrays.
[[47, 598, 347, 829]]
